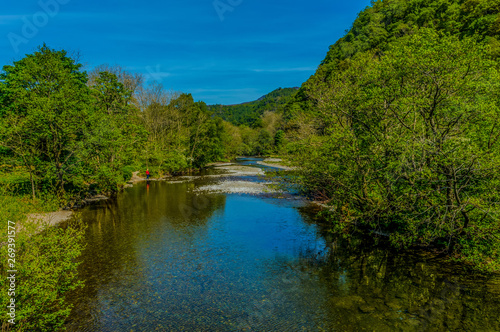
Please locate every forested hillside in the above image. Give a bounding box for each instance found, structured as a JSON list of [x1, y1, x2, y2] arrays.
[[286, 0, 500, 119], [206, 87, 297, 156], [210, 87, 298, 126], [284, 0, 500, 271]]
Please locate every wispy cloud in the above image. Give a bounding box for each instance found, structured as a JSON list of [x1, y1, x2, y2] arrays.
[[251, 67, 316, 73], [0, 0, 372, 104], [0, 15, 25, 25]]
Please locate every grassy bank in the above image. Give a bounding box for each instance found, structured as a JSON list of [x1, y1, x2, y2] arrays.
[[0, 181, 87, 331]]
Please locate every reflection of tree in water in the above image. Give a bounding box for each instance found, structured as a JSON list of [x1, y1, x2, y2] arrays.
[[286, 206, 500, 331], [65, 180, 226, 330], [65, 196, 142, 330], [133, 180, 227, 227]]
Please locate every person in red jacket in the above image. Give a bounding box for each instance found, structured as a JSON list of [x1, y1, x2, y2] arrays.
[[146, 168, 150, 180]]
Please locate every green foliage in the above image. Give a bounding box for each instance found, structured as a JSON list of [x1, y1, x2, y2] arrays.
[[0, 45, 92, 199], [294, 28, 500, 271], [219, 96, 287, 157], [0, 188, 86, 331], [120, 165, 136, 182], [286, 0, 500, 119], [86, 70, 147, 191], [322, 0, 500, 65], [138, 89, 227, 173], [191, 117, 226, 167], [220, 124, 268, 157], [274, 129, 285, 152], [256, 128, 274, 155], [10, 223, 86, 331], [91, 71, 132, 115], [210, 87, 298, 126]]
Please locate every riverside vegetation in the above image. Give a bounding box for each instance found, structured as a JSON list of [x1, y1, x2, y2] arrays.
[[1, 0, 500, 330], [0, 46, 285, 331], [283, 0, 500, 272]]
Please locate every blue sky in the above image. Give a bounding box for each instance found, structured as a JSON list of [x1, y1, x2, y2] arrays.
[[0, 0, 372, 105]]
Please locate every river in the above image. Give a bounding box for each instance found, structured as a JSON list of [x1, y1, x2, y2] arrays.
[[65, 157, 500, 331]]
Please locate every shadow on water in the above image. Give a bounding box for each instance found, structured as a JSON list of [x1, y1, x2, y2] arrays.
[[64, 160, 500, 331]]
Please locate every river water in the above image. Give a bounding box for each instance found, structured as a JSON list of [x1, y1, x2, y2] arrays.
[[65, 158, 500, 331]]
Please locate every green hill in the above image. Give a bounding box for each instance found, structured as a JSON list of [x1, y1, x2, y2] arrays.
[[210, 87, 298, 126], [286, 0, 500, 119]]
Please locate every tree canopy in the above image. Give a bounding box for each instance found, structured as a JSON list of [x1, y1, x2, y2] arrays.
[[283, 0, 500, 271], [286, 0, 500, 119]]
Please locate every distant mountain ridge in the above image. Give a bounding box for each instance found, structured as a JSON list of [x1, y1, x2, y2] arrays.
[[209, 87, 298, 126]]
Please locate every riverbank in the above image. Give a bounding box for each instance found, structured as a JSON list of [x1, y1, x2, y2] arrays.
[[27, 210, 74, 227], [24, 195, 109, 231], [15, 159, 288, 229], [257, 158, 295, 170]]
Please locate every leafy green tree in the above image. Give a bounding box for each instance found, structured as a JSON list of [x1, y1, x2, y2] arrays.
[[88, 64, 143, 97], [91, 71, 132, 115], [87, 71, 146, 190], [274, 129, 285, 151], [239, 126, 260, 156], [191, 117, 226, 167], [298, 29, 500, 271], [0, 45, 93, 199], [256, 129, 273, 156]]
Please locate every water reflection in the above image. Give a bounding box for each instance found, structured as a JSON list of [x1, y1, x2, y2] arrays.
[[65, 164, 500, 331], [66, 180, 228, 331]]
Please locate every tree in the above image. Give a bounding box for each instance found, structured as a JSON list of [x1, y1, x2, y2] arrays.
[[274, 129, 285, 152], [86, 71, 146, 191], [91, 71, 132, 115], [88, 64, 143, 97], [0, 189, 86, 331], [191, 117, 226, 167], [300, 29, 500, 271], [256, 129, 273, 156], [0, 45, 93, 198]]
